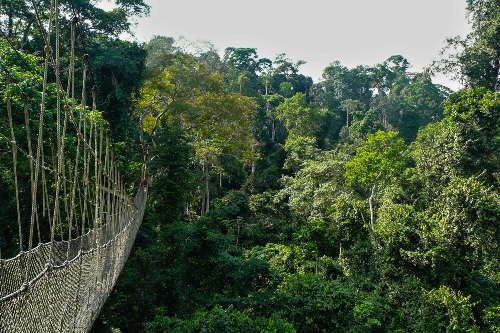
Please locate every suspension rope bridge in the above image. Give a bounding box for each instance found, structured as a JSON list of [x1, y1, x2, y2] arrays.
[[0, 0, 148, 331]]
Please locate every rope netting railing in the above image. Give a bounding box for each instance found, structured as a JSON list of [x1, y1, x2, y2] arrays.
[[0, 185, 147, 332], [0, 0, 148, 332]]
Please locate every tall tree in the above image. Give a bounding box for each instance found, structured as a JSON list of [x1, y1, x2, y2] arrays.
[[276, 93, 325, 172], [435, 0, 500, 90], [136, 50, 257, 214], [344, 131, 408, 234]]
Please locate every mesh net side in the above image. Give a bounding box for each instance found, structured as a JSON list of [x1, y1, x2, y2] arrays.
[[0, 185, 147, 333]]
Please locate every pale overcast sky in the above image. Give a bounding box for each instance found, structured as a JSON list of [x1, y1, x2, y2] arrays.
[[102, 0, 471, 89]]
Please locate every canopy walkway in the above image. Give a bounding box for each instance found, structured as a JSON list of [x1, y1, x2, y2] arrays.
[[0, 0, 148, 331]]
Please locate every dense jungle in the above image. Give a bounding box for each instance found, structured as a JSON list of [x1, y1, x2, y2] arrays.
[[2, 0, 500, 332]]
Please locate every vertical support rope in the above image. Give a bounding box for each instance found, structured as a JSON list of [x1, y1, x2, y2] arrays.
[[26, 0, 55, 285], [104, 131, 111, 240], [30, 0, 70, 108], [66, 35, 86, 320], [110, 149, 117, 242], [5, 71, 23, 253], [90, 86, 97, 235], [42, 150, 51, 222], [81, 54, 90, 249], [97, 92, 104, 236], [92, 84, 101, 308], [22, 94, 40, 245], [67, 17, 80, 256], [61, 110, 69, 234], [98, 120, 104, 236], [49, 0, 62, 264]]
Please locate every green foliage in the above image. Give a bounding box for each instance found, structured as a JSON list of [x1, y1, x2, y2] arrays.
[[282, 136, 319, 172], [87, 38, 500, 332], [145, 305, 296, 333], [345, 131, 408, 188], [483, 306, 500, 333], [422, 286, 479, 333], [275, 273, 354, 333], [91, 38, 147, 142], [352, 299, 382, 331], [435, 0, 500, 89], [277, 92, 326, 139]]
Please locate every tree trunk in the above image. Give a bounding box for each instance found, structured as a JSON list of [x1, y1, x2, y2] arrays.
[[369, 183, 376, 233], [8, 7, 13, 38], [206, 177, 210, 213], [271, 120, 276, 142], [382, 108, 388, 126], [236, 221, 240, 248], [204, 157, 210, 214], [201, 164, 205, 214], [369, 172, 381, 246], [201, 159, 210, 214], [21, 16, 35, 46]]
